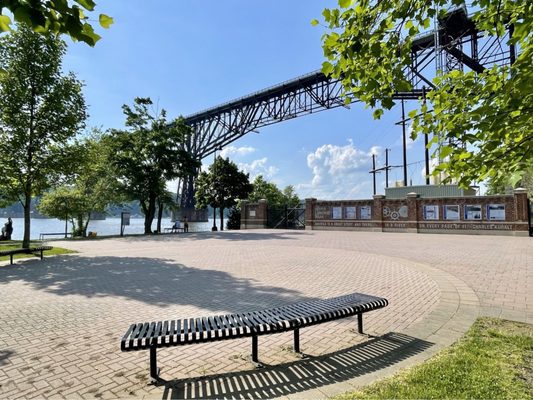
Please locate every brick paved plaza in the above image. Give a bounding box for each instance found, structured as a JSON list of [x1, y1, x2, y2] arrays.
[[0, 230, 531, 399]]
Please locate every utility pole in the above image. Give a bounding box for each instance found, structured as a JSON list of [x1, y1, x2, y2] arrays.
[[385, 148, 390, 188], [401, 100, 408, 186], [423, 87, 430, 185], [370, 154, 377, 195]]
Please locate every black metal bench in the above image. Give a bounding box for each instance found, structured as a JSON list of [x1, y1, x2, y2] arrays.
[[39, 232, 72, 240], [0, 246, 53, 265], [121, 292, 388, 382]]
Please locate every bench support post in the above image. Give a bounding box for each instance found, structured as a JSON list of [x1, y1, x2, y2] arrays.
[[149, 346, 161, 383], [293, 328, 300, 353], [357, 313, 363, 334], [250, 335, 263, 368]]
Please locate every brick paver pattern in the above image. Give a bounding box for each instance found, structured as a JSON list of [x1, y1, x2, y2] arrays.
[[0, 230, 531, 398]]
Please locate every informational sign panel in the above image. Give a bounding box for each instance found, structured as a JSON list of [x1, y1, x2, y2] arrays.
[[424, 205, 439, 220], [121, 212, 131, 226], [345, 207, 356, 219], [465, 205, 482, 220], [444, 205, 460, 220], [314, 206, 331, 219], [360, 206, 372, 220], [332, 207, 342, 219], [121, 212, 131, 236], [487, 204, 505, 220]]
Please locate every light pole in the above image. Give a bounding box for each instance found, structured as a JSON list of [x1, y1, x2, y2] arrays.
[[64, 200, 68, 238], [211, 148, 218, 231]]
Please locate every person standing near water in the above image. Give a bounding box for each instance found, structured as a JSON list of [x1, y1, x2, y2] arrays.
[[183, 217, 189, 233], [1, 217, 13, 240]]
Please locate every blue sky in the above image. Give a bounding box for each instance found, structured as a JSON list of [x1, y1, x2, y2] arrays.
[[63, 0, 430, 200]]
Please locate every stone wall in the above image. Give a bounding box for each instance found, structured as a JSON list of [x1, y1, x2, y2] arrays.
[[240, 200, 268, 229], [304, 189, 530, 237]]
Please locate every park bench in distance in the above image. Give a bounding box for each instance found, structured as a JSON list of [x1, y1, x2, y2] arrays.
[[39, 232, 72, 240], [0, 246, 53, 265], [163, 226, 185, 234], [121, 292, 388, 383]]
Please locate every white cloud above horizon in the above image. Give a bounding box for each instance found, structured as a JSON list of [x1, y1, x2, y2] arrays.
[[220, 145, 256, 158], [297, 141, 381, 200], [238, 157, 279, 180]]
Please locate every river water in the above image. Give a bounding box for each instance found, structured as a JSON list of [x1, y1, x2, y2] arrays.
[[4, 217, 219, 240]]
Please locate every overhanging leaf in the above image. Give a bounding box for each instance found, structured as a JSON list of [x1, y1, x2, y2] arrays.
[[99, 14, 113, 29]]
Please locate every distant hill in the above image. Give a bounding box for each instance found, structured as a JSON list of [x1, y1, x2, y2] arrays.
[[0, 199, 174, 219]]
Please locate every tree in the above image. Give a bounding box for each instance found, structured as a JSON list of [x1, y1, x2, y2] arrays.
[[248, 175, 285, 206], [107, 98, 199, 234], [0, 0, 112, 46], [226, 205, 241, 230], [195, 157, 253, 231], [316, 0, 532, 188], [0, 25, 87, 248], [282, 185, 301, 209], [248, 176, 300, 208], [486, 164, 533, 197], [37, 133, 123, 237]]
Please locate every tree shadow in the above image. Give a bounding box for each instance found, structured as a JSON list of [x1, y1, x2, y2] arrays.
[[0, 256, 316, 311], [120, 230, 311, 243], [161, 332, 433, 399], [0, 350, 14, 367]]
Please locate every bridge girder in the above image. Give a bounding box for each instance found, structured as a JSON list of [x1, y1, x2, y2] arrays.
[[178, 8, 514, 216]]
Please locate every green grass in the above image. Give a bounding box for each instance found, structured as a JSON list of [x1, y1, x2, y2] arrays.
[[0, 241, 76, 263], [337, 318, 533, 400]]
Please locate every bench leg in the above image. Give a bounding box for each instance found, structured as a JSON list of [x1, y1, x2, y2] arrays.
[[149, 346, 161, 383], [250, 335, 263, 368], [293, 328, 308, 359], [357, 313, 363, 334]]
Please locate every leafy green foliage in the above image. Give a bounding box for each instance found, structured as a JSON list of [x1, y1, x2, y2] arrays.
[[195, 157, 253, 231], [226, 205, 241, 230], [248, 176, 301, 208], [37, 133, 122, 237], [0, 0, 113, 46], [336, 318, 533, 399], [0, 25, 87, 247], [107, 98, 199, 234], [319, 0, 532, 187], [486, 163, 533, 197]]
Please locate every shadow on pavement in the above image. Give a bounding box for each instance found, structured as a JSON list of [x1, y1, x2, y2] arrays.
[[0, 350, 14, 367], [120, 230, 311, 243], [0, 256, 316, 312], [161, 332, 433, 399]]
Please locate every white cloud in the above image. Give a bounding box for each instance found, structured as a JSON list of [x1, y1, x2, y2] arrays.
[[238, 157, 279, 180], [299, 141, 381, 199], [220, 145, 256, 158]]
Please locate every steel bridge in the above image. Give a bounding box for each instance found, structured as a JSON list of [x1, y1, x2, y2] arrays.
[[178, 7, 515, 218]]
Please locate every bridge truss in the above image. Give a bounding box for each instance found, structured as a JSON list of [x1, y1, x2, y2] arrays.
[[178, 7, 515, 216]]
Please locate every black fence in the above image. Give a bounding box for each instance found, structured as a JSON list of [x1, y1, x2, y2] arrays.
[[267, 206, 305, 229]]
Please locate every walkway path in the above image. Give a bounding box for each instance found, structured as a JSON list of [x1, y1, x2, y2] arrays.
[[0, 230, 530, 399]]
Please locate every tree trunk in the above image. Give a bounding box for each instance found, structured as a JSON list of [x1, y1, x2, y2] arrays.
[[83, 213, 91, 237], [219, 207, 224, 231], [22, 191, 32, 248], [143, 196, 157, 234], [156, 200, 163, 233], [76, 215, 84, 237]]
